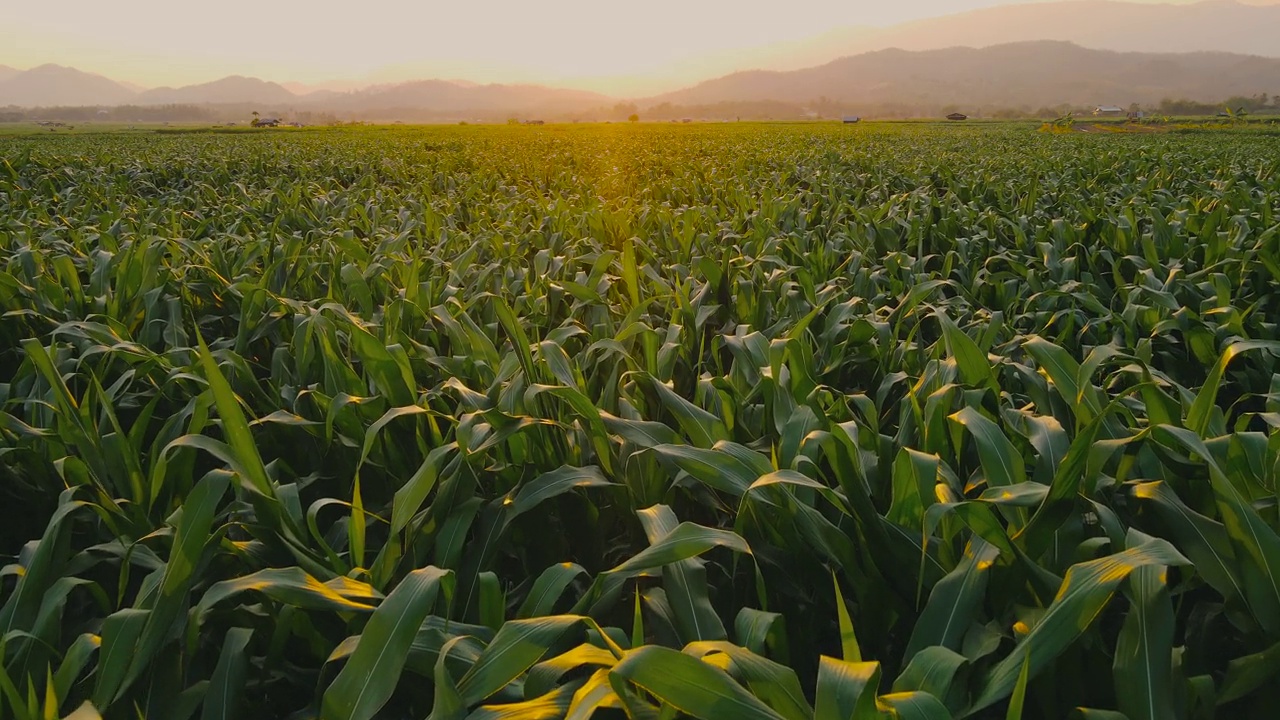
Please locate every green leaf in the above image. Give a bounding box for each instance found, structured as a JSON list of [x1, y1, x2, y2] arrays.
[[735, 608, 785, 660], [889, 449, 940, 528], [565, 668, 623, 720], [683, 642, 812, 720], [1186, 341, 1280, 437], [948, 407, 1026, 488], [468, 683, 578, 720], [322, 566, 452, 720], [525, 643, 619, 699], [510, 466, 614, 516], [1016, 412, 1107, 559], [118, 471, 232, 703], [91, 609, 149, 709], [1155, 426, 1280, 635], [195, 332, 274, 500], [390, 444, 457, 534], [195, 567, 377, 624], [893, 646, 968, 709], [637, 505, 727, 643], [814, 656, 880, 720], [200, 627, 253, 720], [518, 563, 588, 619], [881, 691, 954, 720], [478, 572, 504, 631], [637, 373, 729, 448], [53, 634, 100, 704], [1112, 565, 1174, 720], [651, 443, 767, 497], [457, 616, 585, 706], [936, 311, 994, 389], [0, 497, 85, 637], [1218, 640, 1280, 705], [347, 326, 416, 407], [967, 533, 1188, 715], [1024, 336, 1096, 422], [600, 412, 681, 447], [608, 645, 785, 720], [1005, 655, 1030, 720], [429, 635, 468, 720], [833, 573, 862, 663], [1128, 481, 1242, 603], [906, 540, 1000, 656], [605, 522, 752, 578], [621, 237, 641, 309]]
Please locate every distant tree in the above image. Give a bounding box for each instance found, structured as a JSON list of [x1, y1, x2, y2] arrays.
[[628, 113, 639, 123]]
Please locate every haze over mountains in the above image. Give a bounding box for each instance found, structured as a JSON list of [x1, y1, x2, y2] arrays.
[[651, 43, 1280, 110], [2, 1, 1278, 117], [1, 64, 137, 107], [137, 77, 298, 106], [741, 0, 1280, 73]]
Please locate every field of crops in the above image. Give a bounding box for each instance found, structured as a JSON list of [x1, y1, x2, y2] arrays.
[[2, 122, 1280, 719]]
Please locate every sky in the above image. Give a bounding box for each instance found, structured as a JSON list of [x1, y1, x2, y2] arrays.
[[0, 0, 1272, 94]]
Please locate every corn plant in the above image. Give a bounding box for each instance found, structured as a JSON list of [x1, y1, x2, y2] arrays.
[[2, 122, 1280, 719]]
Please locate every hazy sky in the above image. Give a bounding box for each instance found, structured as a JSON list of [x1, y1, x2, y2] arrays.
[[0, 0, 1271, 92]]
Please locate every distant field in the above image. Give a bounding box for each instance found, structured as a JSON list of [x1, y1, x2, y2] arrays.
[[0, 116, 1275, 136], [2, 123, 1280, 720]]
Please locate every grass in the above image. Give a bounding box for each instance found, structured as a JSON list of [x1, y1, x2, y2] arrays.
[[2, 122, 1280, 719]]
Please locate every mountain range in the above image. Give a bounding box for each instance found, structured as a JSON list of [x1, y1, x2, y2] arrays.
[[649, 42, 1280, 110], [740, 0, 1280, 74], [136, 76, 298, 106], [0, 64, 137, 107], [2, 1, 1278, 117]]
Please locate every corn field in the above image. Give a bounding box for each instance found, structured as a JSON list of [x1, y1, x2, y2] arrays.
[[2, 123, 1280, 719]]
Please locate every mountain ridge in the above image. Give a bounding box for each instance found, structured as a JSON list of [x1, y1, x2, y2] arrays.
[[645, 41, 1280, 110], [138, 76, 297, 106], [0, 64, 137, 107], [3, 0, 1280, 117], [4, 42, 1277, 118], [740, 0, 1280, 75]]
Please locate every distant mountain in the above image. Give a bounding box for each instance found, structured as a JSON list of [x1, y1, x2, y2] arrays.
[[0, 64, 136, 107], [5, 1, 1280, 117], [0, 63, 607, 116], [281, 79, 371, 95], [137, 76, 297, 106], [713, 1, 1280, 80], [869, 1, 1280, 59], [314, 80, 609, 115], [649, 41, 1280, 110]]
